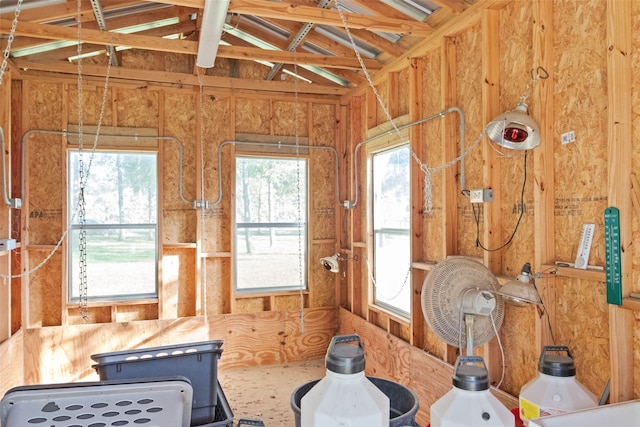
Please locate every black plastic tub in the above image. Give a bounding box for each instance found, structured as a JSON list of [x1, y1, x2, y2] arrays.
[[290, 376, 419, 427]]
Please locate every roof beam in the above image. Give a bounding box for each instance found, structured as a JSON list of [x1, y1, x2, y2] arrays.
[[151, 0, 435, 37], [0, 19, 381, 70], [13, 58, 349, 96]]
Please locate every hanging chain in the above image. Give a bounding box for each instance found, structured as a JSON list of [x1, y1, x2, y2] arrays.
[[197, 68, 208, 316], [335, 3, 439, 213], [292, 52, 305, 333], [365, 255, 410, 302], [0, 0, 23, 85], [75, 0, 90, 320]]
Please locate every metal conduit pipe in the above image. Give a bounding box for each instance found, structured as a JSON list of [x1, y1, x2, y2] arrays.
[[20, 129, 191, 206], [0, 127, 20, 208], [342, 107, 466, 209], [210, 140, 340, 207]]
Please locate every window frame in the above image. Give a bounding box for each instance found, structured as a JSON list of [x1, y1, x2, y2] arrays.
[[367, 133, 412, 319], [66, 147, 160, 304], [233, 152, 309, 295]]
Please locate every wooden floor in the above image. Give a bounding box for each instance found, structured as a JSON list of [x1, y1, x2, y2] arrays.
[[218, 358, 325, 426]]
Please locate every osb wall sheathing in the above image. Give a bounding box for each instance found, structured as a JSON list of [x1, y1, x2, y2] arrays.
[[162, 247, 196, 318], [201, 94, 232, 254], [552, 0, 610, 396], [497, 0, 538, 396], [419, 49, 448, 360], [454, 22, 485, 257], [20, 75, 341, 328], [163, 91, 197, 244], [420, 50, 445, 266]]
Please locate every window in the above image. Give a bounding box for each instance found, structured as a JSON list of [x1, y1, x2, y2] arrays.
[[235, 156, 307, 293], [372, 144, 411, 316], [68, 150, 158, 301]]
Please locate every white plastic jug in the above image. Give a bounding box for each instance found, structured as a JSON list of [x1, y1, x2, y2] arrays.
[[300, 334, 389, 427], [430, 356, 514, 427], [519, 346, 598, 426]]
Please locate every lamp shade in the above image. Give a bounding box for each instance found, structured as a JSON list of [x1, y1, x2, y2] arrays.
[[485, 102, 540, 150], [497, 262, 542, 307], [320, 254, 340, 273]]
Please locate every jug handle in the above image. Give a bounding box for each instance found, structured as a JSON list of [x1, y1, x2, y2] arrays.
[[328, 334, 364, 353], [540, 345, 572, 362]]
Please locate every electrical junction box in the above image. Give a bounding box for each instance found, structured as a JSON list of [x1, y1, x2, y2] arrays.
[[0, 239, 16, 251], [469, 189, 493, 203]]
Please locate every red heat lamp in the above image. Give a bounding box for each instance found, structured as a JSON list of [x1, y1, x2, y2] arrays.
[[485, 102, 540, 150]]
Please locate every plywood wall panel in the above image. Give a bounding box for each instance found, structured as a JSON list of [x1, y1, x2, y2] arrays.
[[164, 91, 197, 205], [26, 82, 63, 130], [26, 250, 62, 328], [66, 85, 114, 127], [494, 2, 538, 394], [123, 50, 194, 74], [553, 0, 608, 265], [236, 98, 271, 134], [161, 248, 196, 318], [498, 0, 535, 276], [273, 100, 309, 137], [115, 88, 159, 128], [310, 103, 337, 241], [421, 51, 445, 264], [0, 331, 24, 397], [24, 134, 63, 245], [221, 310, 286, 366], [555, 276, 609, 396], [25, 310, 315, 407], [236, 297, 267, 313], [203, 257, 231, 315], [162, 210, 195, 243], [201, 95, 232, 254], [310, 242, 337, 308], [66, 306, 111, 325], [114, 304, 158, 322], [453, 24, 485, 257]]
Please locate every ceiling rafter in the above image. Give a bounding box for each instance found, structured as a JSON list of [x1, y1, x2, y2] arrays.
[[152, 0, 436, 37], [0, 18, 381, 70]]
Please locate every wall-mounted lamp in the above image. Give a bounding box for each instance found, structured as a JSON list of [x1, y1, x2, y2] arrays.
[[496, 262, 542, 307], [195, 0, 230, 68], [485, 100, 540, 151], [320, 253, 341, 273]]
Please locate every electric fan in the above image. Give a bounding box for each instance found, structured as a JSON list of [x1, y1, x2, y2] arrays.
[[421, 256, 504, 355]]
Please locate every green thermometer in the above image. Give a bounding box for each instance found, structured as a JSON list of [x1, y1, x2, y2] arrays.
[[604, 207, 622, 305]]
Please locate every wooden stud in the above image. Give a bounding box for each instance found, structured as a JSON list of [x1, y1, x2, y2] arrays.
[[532, 0, 557, 350], [606, 0, 634, 403], [409, 58, 424, 348], [481, 8, 502, 384]]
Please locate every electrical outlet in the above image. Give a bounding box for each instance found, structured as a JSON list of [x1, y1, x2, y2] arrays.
[[469, 189, 493, 203], [0, 238, 16, 251]]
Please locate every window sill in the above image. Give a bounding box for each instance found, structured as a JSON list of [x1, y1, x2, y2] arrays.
[[235, 289, 309, 299], [368, 304, 409, 325], [67, 298, 158, 308]]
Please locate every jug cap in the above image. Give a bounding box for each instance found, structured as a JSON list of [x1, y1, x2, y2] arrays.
[[325, 334, 366, 374], [538, 345, 576, 377], [452, 356, 490, 391]]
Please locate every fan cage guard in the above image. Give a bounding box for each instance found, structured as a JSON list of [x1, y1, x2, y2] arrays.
[[421, 257, 505, 349]]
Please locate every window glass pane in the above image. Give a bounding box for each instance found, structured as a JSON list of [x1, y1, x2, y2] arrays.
[[372, 145, 411, 315], [235, 156, 307, 292], [69, 228, 157, 299], [68, 151, 158, 301]]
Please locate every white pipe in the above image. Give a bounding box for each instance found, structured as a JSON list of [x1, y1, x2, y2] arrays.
[[196, 0, 230, 68]]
